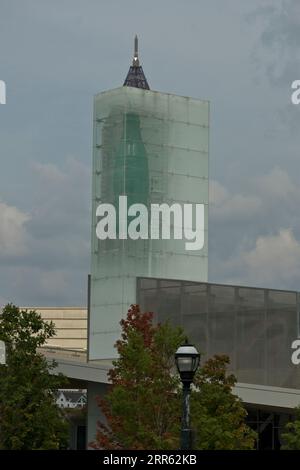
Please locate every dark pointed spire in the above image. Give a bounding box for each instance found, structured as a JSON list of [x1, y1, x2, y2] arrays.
[[123, 35, 150, 90], [133, 34, 139, 66]]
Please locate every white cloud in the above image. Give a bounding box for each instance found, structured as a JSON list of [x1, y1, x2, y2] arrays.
[[210, 179, 262, 220], [0, 158, 90, 306], [210, 165, 300, 226], [210, 228, 300, 290], [32, 161, 66, 185], [242, 228, 300, 284], [209, 180, 228, 206], [210, 166, 300, 289], [0, 201, 30, 257], [257, 165, 300, 200]]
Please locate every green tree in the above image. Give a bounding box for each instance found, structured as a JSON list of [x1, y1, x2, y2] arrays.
[[91, 304, 184, 449], [0, 304, 69, 450], [91, 305, 256, 450], [281, 407, 300, 450], [192, 355, 257, 449]]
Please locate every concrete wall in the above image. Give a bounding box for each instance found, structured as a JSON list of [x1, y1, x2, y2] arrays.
[[25, 307, 88, 350]]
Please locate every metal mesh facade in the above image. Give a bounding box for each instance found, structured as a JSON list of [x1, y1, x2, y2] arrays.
[[90, 86, 209, 359], [123, 65, 150, 89], [137, 277, 300, 389]]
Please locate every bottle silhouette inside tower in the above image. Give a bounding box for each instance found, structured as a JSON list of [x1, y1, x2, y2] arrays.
[[113, 112, 149, 216]]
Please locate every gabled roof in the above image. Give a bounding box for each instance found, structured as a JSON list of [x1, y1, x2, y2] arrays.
[[57, 390, 86, 403]]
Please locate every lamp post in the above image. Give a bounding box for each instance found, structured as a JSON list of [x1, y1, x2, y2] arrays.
[[175, 341, 200, 450]]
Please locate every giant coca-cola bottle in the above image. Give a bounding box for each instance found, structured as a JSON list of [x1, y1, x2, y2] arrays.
[[113, 111, 149, 213]]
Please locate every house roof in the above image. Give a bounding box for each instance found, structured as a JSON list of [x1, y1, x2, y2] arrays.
[[57, 390, 86, 403]]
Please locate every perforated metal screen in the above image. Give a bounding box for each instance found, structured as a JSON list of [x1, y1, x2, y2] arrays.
[[137, 277, 300, 389]]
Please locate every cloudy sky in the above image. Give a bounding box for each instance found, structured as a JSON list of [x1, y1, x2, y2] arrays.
[[0, 0, 300, 306]]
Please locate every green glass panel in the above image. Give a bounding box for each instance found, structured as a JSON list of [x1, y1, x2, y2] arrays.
[[113, 112, 149, 210]]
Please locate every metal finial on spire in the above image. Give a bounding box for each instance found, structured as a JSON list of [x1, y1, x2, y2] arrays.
[[132, 35, 140, 66]]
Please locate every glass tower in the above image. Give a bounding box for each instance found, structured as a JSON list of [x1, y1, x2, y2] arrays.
[[89, 39, 209, 359]]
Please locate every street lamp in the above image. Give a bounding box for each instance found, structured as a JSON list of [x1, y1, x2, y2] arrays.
[[175, 340, 200, 450]]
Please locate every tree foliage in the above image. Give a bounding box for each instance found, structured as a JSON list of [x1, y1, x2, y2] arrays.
[[0, 304, 69, 450], [191, 355, 257, 449], [91, 304, 256, 450], [281, 407, 300, 450], [91, 304, 184, 449]]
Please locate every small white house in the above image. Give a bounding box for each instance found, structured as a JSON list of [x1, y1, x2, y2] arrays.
[[56, 390, 87, 409]]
